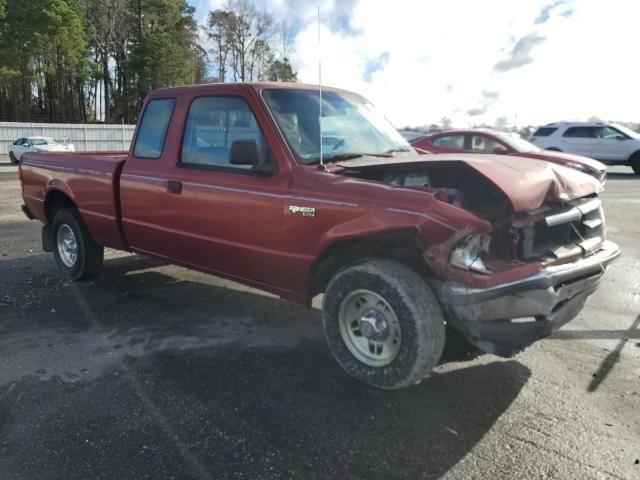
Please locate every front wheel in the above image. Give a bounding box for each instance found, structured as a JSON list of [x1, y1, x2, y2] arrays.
[[51, 208, 104, 280], [9, 152, 18, 164], [322, 259, 445, 390]]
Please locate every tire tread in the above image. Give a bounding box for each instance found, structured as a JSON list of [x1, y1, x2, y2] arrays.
[[51, 208, 104, 280], [323, 259, 445, 390]]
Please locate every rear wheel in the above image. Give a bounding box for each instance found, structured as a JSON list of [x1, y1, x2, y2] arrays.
[[631, 153, 640, 175], [51, 208, 104, 280], [9, 152, 18, 164], [322, 259, 445, 390]]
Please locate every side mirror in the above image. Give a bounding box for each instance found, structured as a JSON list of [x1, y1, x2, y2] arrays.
[[230, 139, 260, 166], [493, 145, 508, 155], [229, 139, 275, 175], [22, 143, 29, 147]]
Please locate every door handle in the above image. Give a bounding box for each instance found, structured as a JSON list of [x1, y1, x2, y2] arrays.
[[167, 180, 182, 194]]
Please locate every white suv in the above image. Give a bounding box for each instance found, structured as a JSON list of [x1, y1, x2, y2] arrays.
[[530, 122, 640, 175]]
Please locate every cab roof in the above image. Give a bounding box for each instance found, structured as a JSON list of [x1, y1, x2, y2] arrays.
[[148, 82, 357, 98]]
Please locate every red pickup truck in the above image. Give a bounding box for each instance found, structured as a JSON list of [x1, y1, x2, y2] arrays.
[[19, 82, 620, 389]]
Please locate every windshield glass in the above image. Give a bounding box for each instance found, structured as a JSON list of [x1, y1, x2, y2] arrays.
[[497, 133, 541, 153], [262, 88, 412, 164], [613, 124, 640, 139], [30, 137, 57, 146]]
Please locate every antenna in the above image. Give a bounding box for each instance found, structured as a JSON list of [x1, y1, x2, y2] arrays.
[[317, 5, 324, 169]]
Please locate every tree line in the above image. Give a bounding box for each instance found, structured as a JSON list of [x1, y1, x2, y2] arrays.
[[0, 0, 297, 124]]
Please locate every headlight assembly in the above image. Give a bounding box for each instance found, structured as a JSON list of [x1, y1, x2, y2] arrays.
[[449, 234, 491, 275]]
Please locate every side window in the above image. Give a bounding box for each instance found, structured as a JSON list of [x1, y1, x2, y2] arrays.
[[597, 126, 627, 139], [470, 135, 500, 152], [181, 96, 269, 171], [14, 138, 23, 145], [432, 135, 465, 149], [563, 127, 596, 138], [532, 127, 557, 137], [133, 98, 175, 159]]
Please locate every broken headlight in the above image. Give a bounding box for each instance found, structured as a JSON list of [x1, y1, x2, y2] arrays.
[[450, 235, 491, 275]]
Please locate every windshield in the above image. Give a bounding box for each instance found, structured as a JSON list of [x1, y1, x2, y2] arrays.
[[497, 133, 541, 153], [262, 88, 412, 164], [613, 124, 640, 139], [30, 137, 57, 146]]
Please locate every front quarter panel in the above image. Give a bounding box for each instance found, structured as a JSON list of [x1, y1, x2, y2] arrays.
[[279, 166, 492, 299]]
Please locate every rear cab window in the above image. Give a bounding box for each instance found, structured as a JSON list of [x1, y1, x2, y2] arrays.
[[532, 127, 557, 137], [133, 98, 176, 158]]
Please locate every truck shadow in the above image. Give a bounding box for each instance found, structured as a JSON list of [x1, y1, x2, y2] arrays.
[[1, 253, 533, 478], [7, 252, 484, 361]]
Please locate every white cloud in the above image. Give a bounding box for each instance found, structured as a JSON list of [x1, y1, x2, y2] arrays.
[[192, 0, 640, 128]]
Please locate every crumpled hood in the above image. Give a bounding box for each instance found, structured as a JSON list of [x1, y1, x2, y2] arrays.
[[333, 153, 602, 212], [533, 150, 605, 172]]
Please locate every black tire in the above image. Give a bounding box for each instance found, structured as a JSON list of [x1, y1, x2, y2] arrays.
[[51, 208, 104, 280], [322, 259, 446, 390], [9, 152, 18, 164], [631, 153, 640, 175]]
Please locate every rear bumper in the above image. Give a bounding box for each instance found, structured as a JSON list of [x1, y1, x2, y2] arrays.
[[435, 240, 621, 356]]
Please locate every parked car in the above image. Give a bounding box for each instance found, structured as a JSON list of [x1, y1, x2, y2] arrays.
[[19, 83, 619, 390], [529, 122, 640, 175], [411, 129, 607, 183], [7, 136, 74, 164]]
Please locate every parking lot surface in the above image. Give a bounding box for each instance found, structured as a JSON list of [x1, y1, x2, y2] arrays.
[[1, 160, 639, 479]]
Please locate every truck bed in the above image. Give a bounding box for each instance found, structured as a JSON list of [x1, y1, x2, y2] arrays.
[[20, 151, 129, 249]]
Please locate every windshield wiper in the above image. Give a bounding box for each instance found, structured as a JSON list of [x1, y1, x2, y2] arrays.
[[383, 147, 413, 154], [307, 152, 393, 163]]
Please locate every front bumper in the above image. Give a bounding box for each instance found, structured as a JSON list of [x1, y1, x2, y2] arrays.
[[435, 240, 621, 356]]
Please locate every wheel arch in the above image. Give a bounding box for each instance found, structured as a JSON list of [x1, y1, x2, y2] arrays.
[[44, 189, 77, 225], [628, 150, 640, 162], [309, 227, 433, 301]]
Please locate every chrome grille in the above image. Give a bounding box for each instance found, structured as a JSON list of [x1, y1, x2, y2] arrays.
[[520, 197, 604, 261]]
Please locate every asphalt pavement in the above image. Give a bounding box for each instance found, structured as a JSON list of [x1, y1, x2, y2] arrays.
[[0, 159, 639, 479]]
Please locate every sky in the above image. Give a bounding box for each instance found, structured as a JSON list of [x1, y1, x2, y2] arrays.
[[192, 0, 640, 129]]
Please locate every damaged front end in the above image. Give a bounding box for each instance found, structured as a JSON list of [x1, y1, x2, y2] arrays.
[[334, 155, 621, 356], [433, 195, 619, 356]]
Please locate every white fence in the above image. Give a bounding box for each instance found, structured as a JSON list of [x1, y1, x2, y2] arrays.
[[0, 122, 136, 154]]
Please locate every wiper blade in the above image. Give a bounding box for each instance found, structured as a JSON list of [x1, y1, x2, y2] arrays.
[[384, 147, 413, 154], [308, 152, 393, 163]]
